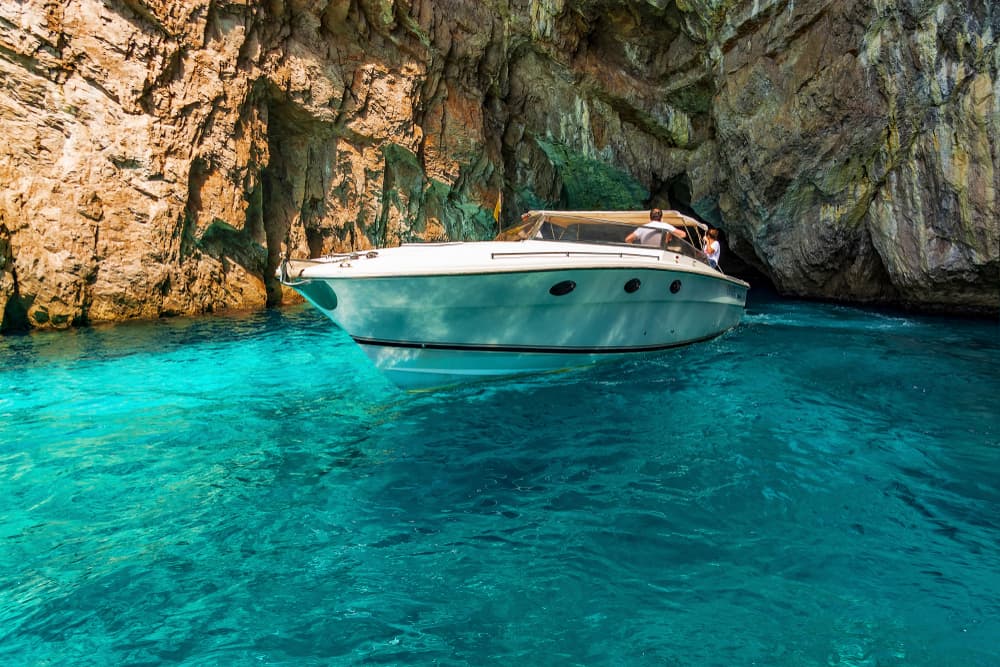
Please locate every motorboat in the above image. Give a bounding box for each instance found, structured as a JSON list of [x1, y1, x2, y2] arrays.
[[278, 209, 749, 389]]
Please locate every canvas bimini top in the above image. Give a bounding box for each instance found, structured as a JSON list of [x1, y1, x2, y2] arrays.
[[516, 209, 708, 230], [496, 209, 713, 265]]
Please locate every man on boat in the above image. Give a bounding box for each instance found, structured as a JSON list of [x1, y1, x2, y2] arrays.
[[626, 208, 687, 247]]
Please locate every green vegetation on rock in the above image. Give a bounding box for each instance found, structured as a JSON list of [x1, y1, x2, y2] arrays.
[[536, 140, 648, 210]]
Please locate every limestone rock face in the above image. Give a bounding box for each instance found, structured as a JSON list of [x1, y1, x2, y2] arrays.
[[709, 0, 998, 312], [0, 0, 996, 330]]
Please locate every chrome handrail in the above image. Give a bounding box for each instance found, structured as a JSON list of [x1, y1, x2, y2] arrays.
[[490, 249, 661, 260]]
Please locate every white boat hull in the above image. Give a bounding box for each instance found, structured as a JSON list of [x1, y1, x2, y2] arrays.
[[287, 241, 747, 388]]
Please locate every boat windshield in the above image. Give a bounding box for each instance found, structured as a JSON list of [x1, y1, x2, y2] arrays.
[[496, 210, 713, 266]]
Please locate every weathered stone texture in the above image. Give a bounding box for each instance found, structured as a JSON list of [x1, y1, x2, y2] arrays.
[[0, 0, 996, 330]]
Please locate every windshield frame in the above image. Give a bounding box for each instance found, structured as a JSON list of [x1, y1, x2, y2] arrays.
[[496, 210, 713, 266]]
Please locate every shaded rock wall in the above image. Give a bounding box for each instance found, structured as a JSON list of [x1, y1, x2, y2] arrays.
[[710, 0, 998, 311], [1, 0, 997, 330]]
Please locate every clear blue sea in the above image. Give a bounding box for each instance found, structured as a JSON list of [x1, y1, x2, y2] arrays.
[[1, 292, 998, 666]]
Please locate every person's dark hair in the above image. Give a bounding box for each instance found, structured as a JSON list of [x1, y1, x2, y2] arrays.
[[650, 208, 663, 221], [707, 228, 719, 239]]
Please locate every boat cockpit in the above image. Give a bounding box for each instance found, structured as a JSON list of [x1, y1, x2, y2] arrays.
[[496, 210, 716, 268]]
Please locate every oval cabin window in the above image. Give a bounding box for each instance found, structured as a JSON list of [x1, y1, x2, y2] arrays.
[[549, 280, 576, 296]]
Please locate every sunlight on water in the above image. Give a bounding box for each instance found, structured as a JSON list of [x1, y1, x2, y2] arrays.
[[1, 298, 998, 665]]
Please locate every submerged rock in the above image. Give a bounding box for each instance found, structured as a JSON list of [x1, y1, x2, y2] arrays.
[[0, 0, 996, 329]]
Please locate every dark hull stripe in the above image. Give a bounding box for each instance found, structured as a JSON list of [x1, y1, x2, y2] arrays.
[[352, 330, 729, 355]]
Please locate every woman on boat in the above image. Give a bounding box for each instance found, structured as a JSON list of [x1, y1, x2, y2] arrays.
[[704, 228, 721, 269]]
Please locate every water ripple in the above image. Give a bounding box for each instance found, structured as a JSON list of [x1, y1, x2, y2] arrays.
[[1, 300, 999, 664]]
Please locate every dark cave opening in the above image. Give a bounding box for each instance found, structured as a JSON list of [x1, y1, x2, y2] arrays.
[[258, 87, 338, 308], [652, 173, 776, 290], [260, 164, 289, 308], [653, 173, 697, 220]]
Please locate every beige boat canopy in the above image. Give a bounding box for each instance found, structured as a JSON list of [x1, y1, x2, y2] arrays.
[[521, 209, 708, 230]]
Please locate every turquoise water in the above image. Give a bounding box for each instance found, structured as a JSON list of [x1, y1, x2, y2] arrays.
[[1, 293, 998, 666]]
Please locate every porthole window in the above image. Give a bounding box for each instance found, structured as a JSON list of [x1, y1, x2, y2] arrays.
[[670, 280, 682, 294], [624, 278, 641, 293], [549, 280, 576, 296]]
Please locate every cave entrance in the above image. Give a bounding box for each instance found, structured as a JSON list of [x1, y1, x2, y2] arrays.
[[656, 173, 697, 219], [652, 173, 775, 289], [258, 90, 337, 307]]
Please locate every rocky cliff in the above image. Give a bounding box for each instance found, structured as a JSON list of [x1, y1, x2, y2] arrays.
[[1, 0, 997, 330]]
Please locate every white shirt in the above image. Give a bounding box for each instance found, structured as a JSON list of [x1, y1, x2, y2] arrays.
[[632, 222, 678, 247], [706, 240, 721, 264]]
